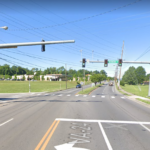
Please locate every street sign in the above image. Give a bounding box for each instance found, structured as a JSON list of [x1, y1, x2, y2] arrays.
[[86, 59, 90, 63], [80, 82, 84, 85], [108, 60, 118, 63]]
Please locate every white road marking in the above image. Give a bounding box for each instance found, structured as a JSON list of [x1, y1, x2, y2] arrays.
[[55, 118, 150, 125], [98, 122, 113, 150], [75, 95, 79, 97], [58, 95, 62, 96], [83, 95, 87, 97], [37, 94, 41, 95], [31, 93, 35, 95], [101, 96, 105, 98], [0, 118, 14, 127], [55, 142, 89, 150], [67, 95, 71, 96], [111, 96, 115, 98], [140, 124, 150, 132], [112, 87, 114, 93], [121, 97, 125, 99], [92, 95, 95, 97]]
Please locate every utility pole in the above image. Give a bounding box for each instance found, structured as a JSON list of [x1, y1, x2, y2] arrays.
[[65, 64, 67, 89], [148, 76, 150, 96], [118, 41, 124, 89]]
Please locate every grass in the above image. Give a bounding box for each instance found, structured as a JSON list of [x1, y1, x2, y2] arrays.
[[136, 98, 150, 105], [120, 84, 150, 99], [78, 84, 102, 95], [0, 81, 91, 93], [118, 89, 131, 96]]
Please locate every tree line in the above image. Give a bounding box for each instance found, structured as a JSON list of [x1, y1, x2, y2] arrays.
[[0, 64, 111, 81], [122, 66, 150, 85]]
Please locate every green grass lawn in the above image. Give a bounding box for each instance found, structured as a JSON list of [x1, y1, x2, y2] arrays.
[[0, 81, 91, 93], [121, 84, 150, 98], [78, 84, 102, 95]]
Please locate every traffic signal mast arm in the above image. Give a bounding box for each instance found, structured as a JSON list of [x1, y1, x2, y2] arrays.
[[0, 40, 75, 49], [80, 60, 150, 64]]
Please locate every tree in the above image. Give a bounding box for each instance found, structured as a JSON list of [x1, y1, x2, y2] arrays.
[[100, 70, 107, 79], [135, 66, 146, 84], [90, 74, 104, 86], [42, 75, 44, 81], [145, 74, 150, 81], [23, 75, 25, 81], [14, 74, 17, 80], [122, 66, 138, 85]]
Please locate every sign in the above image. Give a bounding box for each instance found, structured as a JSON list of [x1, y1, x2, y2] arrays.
[[108, 60, 118, 63], [80, 82, 84, 85], [86, 59, 90, 63]]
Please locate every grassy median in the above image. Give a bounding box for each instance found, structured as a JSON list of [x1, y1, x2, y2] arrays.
[[78, 84, 102, 95], [0, 81, 91, 93]]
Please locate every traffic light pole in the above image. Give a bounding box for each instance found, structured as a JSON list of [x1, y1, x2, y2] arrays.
[[118, 41, 124, 89]]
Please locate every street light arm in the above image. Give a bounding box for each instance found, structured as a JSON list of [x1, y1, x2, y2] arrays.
[[0, 26, 8, 30]]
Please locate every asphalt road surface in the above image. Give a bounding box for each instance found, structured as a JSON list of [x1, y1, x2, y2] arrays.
[[0, 83, 150, 150]]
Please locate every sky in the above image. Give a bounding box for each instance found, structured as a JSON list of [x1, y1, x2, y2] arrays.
[[0, 0, 150, 77]]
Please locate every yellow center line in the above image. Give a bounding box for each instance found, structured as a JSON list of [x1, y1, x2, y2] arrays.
[[41, 120, 60, 150], [35, 120, 57, 150]]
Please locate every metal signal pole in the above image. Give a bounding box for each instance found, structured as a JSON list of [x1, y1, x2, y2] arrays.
[[118, 41, 124, 89], [65, 64, 67, 89]]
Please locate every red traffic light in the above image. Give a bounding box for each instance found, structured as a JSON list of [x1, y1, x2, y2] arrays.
[[104, 59, 108, 67], [118, 59, 122, 66]]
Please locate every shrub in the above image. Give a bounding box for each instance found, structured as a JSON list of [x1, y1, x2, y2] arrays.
[[120, 81, 125, 86]]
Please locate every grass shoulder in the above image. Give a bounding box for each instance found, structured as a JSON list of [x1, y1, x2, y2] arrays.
[[78, 84, 103, 95], [136, 98, 150, 105]]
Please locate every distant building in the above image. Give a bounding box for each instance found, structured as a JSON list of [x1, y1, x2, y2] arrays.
[[40, 74, 63, 81], [12, 74, 34, 81]]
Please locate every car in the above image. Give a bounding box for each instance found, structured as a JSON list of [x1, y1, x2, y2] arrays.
[[76, 84, 81, 88], [109, 82, 113, 86]]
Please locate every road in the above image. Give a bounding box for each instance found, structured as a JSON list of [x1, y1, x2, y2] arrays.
[[0, 83, 150, 150]]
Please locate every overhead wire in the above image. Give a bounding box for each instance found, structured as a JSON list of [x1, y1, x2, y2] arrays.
[[6, 0, 142, 31]]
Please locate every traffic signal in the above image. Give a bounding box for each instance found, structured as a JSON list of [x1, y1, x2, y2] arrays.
[[41, 39, 45, 52], [82, 58, 86, 68], [118, 59, 122, 66], [104, 59, 108, 67]]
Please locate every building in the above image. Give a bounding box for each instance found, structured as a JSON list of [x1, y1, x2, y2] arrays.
[[40, 74, 63, 81]]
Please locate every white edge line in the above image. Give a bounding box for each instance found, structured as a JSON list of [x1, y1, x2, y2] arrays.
[[55, 118, 150, 124], [0, 118, 14, 127], [98, 122, 113, 150], [140, 123, 150, 132]]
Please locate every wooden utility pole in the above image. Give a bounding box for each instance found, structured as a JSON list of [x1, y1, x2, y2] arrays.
[[118, 41, 124, 89]]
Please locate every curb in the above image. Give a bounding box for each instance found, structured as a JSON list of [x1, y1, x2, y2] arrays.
[[115, 83, 150, 108]]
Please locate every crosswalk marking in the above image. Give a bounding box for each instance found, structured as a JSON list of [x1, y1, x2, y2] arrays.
[[92, 95, 96, 97], [67, 95, 71, 96], [111, 96, 115, 98], [75, 95, 79, 97], [121, 97, 125, 99], [58, 95, 62, 96], [83, 95, 87, 97], [101, 96, 105, 98]]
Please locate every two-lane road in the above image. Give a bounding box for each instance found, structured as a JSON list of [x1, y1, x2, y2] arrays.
[[0, 83, 150, 150]]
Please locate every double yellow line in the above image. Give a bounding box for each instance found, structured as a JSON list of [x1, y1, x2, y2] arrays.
[[35, 120, 60, 150]]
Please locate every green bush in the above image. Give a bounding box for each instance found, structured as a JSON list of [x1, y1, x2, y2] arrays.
[[120, 81, 125, 86]]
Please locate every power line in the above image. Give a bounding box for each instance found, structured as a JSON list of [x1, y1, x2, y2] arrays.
[[7, 0, 142, 31]]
